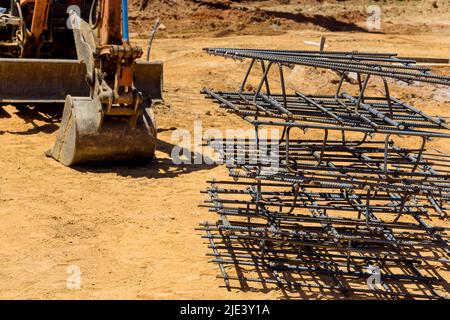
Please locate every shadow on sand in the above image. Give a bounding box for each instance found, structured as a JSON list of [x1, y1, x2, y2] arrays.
[[0, 104, 61, 135], [71, 137, 218, 179]]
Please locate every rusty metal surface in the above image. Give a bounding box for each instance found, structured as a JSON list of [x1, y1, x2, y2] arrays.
[[30, 0, 50, 39], [0, 58, 89, 103], [0, 58, 163, 104], [134, 60, 163, 102], [199, 48, 450, 299]]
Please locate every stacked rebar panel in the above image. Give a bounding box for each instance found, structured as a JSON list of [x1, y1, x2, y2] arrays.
[[199, 48, 450, 299]]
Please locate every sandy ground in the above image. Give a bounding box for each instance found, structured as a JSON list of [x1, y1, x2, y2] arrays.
[[1, 25, 450, 299]]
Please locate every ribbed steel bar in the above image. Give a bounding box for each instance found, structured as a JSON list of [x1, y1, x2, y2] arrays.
[[204, 48, 450, 85], [202, 89, 450, 138], [206, 139, 450, 201], [199, 221, 448, 299], [199, 46, 450, 299]]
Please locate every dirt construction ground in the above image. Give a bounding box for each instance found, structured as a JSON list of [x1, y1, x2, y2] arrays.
[[0, 0, 450, 299]]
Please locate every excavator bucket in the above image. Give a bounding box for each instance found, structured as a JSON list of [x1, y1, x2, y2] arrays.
[[46, 95, 157, 166], [0, 58, 163, 104], [0, 58, 162, 166], [1, 0, 163, 167]]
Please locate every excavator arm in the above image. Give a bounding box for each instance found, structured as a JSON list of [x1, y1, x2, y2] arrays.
[[46, 0, 159, 166]]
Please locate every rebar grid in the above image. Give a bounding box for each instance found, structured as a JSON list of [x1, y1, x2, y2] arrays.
[[204, 48, 450, 85], [199, 178, 450, 299], [199, 48, 450, 299], [199, 221, 449, 299], [202, 90, 450, 138]]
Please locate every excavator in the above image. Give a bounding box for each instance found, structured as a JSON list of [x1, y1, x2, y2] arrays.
[[0, 0, 162, 166]]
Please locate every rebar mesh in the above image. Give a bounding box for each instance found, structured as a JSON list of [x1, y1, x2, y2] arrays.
[[198, 48, 450, 299]]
